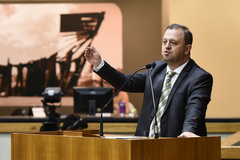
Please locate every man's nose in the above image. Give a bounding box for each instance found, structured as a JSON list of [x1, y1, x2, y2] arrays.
[[165, 42, 171, 49]]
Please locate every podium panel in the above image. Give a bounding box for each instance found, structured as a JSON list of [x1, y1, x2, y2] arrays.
[[11, 131, 220, 160]]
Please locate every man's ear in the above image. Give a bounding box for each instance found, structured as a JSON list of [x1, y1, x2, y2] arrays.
[[185, 44, 192, 55]]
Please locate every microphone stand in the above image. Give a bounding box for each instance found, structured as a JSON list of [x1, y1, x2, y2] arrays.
[[149, 65, 158, 139], [100, 64, 152, 137]]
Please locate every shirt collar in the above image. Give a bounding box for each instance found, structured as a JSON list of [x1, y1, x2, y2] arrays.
[[166, 60, 189, 75]]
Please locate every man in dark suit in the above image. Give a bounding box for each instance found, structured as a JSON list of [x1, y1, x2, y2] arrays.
[[84, 24, 213, 138]]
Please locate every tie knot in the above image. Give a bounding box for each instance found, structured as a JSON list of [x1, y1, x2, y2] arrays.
[[167, 71, 176, 78]]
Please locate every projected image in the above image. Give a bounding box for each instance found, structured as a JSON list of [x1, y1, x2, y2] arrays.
[[0, 3, 122, 97]]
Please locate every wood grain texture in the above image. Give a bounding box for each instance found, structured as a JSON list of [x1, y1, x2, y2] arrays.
[[11, 131, 221, 160]]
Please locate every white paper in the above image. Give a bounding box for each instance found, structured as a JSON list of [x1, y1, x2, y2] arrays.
[[32, 107, 46, 118]]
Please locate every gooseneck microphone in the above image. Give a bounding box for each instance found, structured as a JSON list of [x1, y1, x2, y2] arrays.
[[100, 63, 156, 137], [149, 62, 158, 138]]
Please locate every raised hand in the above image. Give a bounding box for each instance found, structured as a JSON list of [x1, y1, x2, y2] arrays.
[[84, 46, 102, 67]]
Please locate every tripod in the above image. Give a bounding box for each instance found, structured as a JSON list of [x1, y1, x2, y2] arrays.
[[40, 100, 60, 131]]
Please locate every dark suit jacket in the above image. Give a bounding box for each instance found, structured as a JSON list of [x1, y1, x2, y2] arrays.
[[96, 59, 213, 137]]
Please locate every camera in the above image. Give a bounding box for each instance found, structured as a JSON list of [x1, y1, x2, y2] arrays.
[[42, 87, 63, 103], [40, 87, 63, 131]]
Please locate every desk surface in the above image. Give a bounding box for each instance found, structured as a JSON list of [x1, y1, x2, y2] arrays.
[[0, 116, 240, 134]]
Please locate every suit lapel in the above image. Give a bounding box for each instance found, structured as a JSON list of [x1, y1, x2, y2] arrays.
[[163, 59, 194, 113], [154, 68, 166, 106]]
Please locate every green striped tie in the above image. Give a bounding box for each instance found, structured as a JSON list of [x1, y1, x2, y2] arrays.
[[151, 71, 176, 137]]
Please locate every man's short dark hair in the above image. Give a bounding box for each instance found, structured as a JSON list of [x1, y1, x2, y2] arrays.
[[167, 24, 193, 45]]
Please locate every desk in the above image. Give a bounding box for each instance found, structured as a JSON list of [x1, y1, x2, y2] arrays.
[[221, 131, 240, 159], [0, 117, 240, 134], [0, 116, 138, 133], [206, 118, 240, 133]]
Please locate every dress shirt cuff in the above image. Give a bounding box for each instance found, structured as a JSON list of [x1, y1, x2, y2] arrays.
[[93, 59, 105, 72]]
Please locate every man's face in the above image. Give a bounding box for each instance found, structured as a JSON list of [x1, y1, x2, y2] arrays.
[[162, 28, 191, 68]]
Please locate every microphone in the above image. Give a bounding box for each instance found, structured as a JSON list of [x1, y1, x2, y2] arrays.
[[149, 62, 158, 138], [100, 63, 155, 137]]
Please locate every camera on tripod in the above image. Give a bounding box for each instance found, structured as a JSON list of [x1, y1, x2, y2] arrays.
[[42, 87, 63, 103], [40, 87, 63, 132]]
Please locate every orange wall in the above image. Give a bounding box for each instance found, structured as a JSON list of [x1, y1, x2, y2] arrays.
[[167, 0, 240, 118]]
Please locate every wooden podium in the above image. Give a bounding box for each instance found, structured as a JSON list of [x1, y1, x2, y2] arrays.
[[11, 130, 221, 160]]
